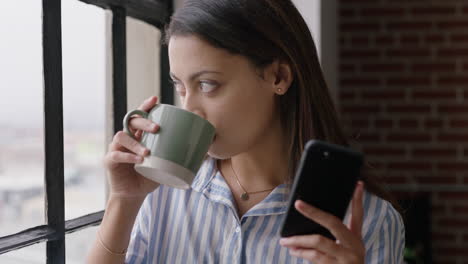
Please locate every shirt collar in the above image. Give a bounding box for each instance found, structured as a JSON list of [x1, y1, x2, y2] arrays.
[[191, 157, 290, 217]]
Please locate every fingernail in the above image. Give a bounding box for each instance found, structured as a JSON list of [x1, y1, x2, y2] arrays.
[[357, 181, 364, 189], [289, 249, 300, 256], [279, 238, 290, 245], [152, 124, 159, 131], [141, 148, 149, 156], [295, 200, 303, 208]]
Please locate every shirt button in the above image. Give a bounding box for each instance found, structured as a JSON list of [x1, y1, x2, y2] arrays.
[[235, 227, 241, 233]]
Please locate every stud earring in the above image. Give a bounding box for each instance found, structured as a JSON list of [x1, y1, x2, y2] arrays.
[[277, 88, 282, 94]]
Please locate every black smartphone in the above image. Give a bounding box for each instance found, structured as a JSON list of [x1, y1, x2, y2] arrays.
[[280, 140, 364, 240]]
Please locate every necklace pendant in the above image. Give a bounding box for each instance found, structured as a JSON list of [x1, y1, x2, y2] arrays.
[[240, 192, 249, 201]]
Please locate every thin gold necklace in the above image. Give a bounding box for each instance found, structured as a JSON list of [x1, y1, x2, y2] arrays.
[[229, 159, 275, 201]]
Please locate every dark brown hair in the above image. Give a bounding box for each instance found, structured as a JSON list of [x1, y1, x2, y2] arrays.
[[165, 0, 397, 205]]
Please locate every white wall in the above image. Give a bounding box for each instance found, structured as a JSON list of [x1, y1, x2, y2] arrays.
[[104, 13, 162, 137], [126, 17, 161, 110], [320, 0, 338, 101], [292, 0, 322, 58], [293, 0, 338, 101]]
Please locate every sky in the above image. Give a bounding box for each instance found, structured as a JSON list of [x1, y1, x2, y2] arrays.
[[0, 0, 106, 130]]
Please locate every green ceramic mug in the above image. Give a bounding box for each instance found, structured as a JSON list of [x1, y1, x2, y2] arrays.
[[123, 104, 216, 189]]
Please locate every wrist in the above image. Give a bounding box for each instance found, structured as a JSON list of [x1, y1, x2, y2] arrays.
[[105, 194, 146, 218], [97, 228, 127, 256], [108, 193, 147, 204], [98, 194, 146, 256]]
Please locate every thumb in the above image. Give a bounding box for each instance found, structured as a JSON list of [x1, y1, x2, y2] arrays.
[[349, 181, 364, 237]]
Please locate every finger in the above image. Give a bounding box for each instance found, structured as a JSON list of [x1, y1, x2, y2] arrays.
[[108, 140, 124, 152], [289, 248, 335, 264], [350, 181, 364, 236], [134, 129, 144, 140], [107, 150, 144, 164], [294, 200, 359, 248], [113, 131, 150, 156], [280, 235, 340, 256], [138, 96, 158, 112], [129, 117, 159, 133]]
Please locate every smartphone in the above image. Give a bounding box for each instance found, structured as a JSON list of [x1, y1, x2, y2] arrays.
[[279, 140, 364, 240]]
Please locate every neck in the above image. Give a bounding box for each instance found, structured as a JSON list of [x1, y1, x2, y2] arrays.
[[225, 120, 289, 190]]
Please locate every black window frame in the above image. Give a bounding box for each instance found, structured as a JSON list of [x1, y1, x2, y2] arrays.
[[0, 0, 172, 262]]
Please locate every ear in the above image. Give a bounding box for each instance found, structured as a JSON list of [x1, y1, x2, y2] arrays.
[[264, 60, 294, 95]]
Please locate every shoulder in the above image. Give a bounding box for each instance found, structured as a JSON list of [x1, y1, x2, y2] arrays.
[[361, 191, 405, 263], [362, 190, 405, 242]]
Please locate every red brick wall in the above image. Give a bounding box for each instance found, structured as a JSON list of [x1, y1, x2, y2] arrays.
[[338, 0, 468, 263]]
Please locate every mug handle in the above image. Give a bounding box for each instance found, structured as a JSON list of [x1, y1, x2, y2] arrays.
[[123, 109, 149, 139]]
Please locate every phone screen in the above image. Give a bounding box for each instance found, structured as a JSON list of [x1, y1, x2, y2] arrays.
[[280, 140, 363, 239]]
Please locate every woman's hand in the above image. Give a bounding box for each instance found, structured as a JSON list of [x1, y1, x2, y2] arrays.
[[279, 181, 365, 264], [103, 96, 161, 199]]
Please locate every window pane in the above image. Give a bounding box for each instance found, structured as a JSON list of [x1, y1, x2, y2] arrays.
[[66, 226, 98, 263], [0, 1, 44, 236], [62, 0, 106, 220], [0, 242, 45, 264]]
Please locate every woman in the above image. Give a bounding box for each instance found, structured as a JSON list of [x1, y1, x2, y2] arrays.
[[87, 0, 405, 263]]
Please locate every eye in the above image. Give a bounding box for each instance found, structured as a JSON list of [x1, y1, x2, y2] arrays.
[[170, 79, 186, 95], [200, 81, 218, 93]]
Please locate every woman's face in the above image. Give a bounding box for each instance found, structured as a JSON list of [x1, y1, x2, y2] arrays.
[[168, 35, 280, 159]]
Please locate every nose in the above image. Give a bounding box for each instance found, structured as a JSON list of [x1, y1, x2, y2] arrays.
[[182, 93, 206, 119]]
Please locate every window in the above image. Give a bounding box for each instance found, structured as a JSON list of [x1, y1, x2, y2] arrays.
[[0, 0, 172, 262], [0, 0, 45, 239]]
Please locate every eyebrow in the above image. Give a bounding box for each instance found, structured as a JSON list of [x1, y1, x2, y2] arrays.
[[169, 70, 222, 82]]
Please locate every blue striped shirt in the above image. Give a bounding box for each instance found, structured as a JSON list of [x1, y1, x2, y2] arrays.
[[125, 158, 405, 263]]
